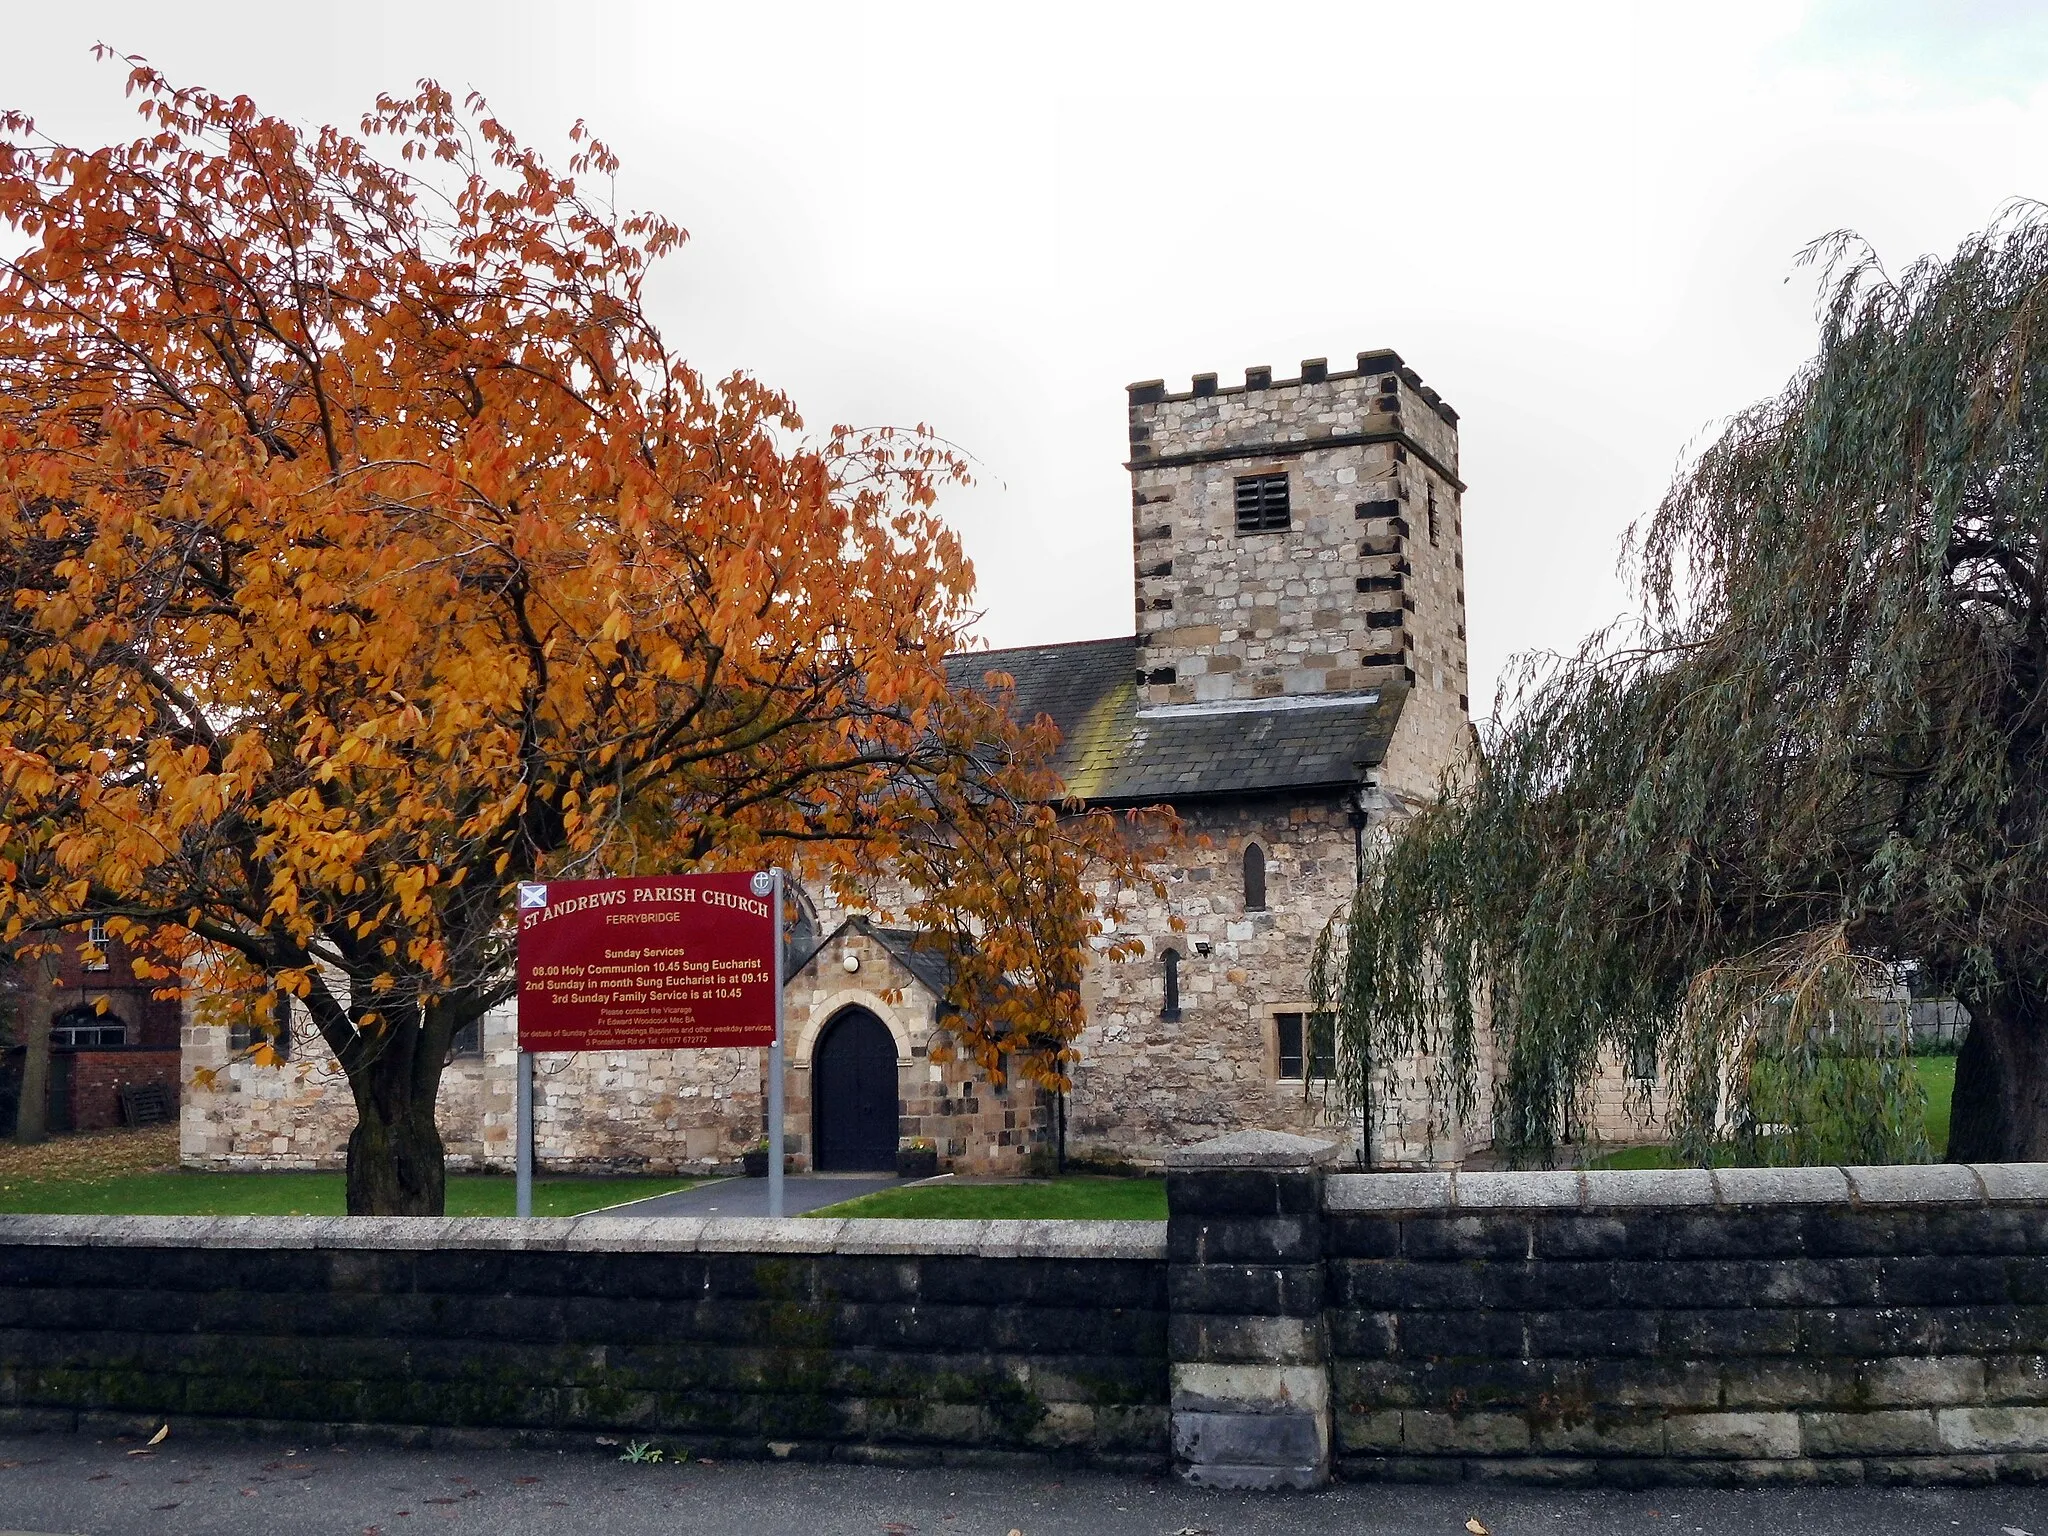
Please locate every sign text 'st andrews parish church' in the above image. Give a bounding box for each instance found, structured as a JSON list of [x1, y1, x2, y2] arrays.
[[514, 873, 777, 1052]]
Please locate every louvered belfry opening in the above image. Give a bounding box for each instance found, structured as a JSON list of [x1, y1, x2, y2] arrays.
[[1233, 472, 1290, 533]]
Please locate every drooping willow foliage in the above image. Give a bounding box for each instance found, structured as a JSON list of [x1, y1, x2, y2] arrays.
[[1313, 207, 2048, 1166]]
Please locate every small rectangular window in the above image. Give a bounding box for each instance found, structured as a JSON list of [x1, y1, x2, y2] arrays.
[[1628, 1040, 1657, 1084], [51, 1020, 127, 1048], [229, 996, 291, 1059], [1235, 473, 1290, 534], [83, 919, 110, 972], [1276, 1012, 1336, 1080]]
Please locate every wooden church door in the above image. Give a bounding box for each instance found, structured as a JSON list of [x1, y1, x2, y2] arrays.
[[812, 1007, 899, 1171]]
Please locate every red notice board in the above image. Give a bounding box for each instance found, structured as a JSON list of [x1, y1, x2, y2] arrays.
[[515, 873, 777, 1053]]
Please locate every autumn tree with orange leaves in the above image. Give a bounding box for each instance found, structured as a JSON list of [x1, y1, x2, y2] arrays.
[[0, 58, 1163, 1214]]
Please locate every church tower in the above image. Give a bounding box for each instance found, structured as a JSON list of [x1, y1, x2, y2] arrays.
[[1124, 351, 1470, 731]]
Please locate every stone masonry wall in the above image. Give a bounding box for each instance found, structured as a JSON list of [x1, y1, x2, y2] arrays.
[[781, 924, 1051, 1176], [1069, 792, 1486, 1170], [181, 998, 759, 1177], [183, 923, 1044, 1178], [1325, 1163, 2048, 1484], [1126, 353, 1470, 724], [0, 1214, 1167, 1467], [14, 1166, 2048, 1486]]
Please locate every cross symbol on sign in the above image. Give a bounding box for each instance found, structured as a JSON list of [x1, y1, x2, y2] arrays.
[[517, 884, 549, 910]]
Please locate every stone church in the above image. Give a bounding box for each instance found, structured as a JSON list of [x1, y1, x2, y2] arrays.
[[182, 349, 1518, 1176]]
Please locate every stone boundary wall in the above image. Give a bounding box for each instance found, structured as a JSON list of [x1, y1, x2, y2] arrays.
[[0, 1215, 1167, 1469], [11, 1161, 2048, 1487], [1323, 1162, 2048, 1486]]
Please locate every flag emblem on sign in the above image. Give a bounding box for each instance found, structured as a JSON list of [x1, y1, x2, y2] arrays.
[[517, 883, 549, 910]]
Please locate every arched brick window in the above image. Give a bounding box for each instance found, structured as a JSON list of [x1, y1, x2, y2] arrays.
[[1243, 842, 1267, 912]]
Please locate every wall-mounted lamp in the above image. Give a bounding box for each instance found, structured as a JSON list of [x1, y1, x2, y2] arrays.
[[1194, 941, 1213, 957]]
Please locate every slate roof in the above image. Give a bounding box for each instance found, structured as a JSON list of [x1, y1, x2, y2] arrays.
[[944, 636, 1405, 806], [791, 917, 957, 998]]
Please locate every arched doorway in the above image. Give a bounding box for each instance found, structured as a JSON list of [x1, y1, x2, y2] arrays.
[[812, 1007, 899, 1171]]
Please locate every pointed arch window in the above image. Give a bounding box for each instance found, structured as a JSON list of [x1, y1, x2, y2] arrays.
[[1161, 947, 1182, 1021], [1243, 843, 1267, 911]]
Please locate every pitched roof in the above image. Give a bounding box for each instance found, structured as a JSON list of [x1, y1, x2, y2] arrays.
[[790, 917, 957, 999], [944, 636, 1404, 805]]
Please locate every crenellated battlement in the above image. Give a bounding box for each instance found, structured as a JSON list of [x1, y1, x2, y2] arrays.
[[1125, 349, 1458, 427]]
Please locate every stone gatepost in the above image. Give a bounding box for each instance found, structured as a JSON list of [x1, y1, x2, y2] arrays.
[[1165, 1129, 1337, 1489]]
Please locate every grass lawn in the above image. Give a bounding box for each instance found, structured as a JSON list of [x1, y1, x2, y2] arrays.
[[1921, 1053, 1956, 1155], [0, 1170, 697, 1218], [1593, 1054, 1960, 1170], [806, 1175, 1166, 1221]]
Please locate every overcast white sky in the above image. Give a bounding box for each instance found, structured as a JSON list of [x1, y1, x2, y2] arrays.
[[6, 1, 2048, 712]]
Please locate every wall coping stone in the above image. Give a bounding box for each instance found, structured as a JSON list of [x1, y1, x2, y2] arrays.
[[0, 1212, 1168, 1260], [1323, 1164, 2046, 1214], [1971, 1163, 2048, 1201], [1166, 1131, 1339, 1170]]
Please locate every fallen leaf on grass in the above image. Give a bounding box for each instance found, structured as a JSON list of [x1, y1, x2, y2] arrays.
[[513, 1475, 542, 1485], [1467, 1522, 1491, 1536], [151, 1504, 179, 1512], [2001, 1527, 2033, 1536], [147, 1423, 169, 1446]]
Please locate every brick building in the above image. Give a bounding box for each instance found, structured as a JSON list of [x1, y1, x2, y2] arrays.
[[184, 349, 1645, 1176], [2, 926, 183, 1135]]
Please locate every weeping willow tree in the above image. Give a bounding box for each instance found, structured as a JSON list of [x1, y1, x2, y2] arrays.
[[1315, 208, 2048, 1166]]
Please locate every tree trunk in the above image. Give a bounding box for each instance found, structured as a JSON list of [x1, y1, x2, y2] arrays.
[[343, 1034, 448, 1216], [13, 951, 56, 1146], [1946, 975, 2048, 1161]]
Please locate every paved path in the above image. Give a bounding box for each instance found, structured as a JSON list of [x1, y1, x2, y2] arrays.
[[3, 1434, 2048, 1536], [602, 1173, 900, 1217]]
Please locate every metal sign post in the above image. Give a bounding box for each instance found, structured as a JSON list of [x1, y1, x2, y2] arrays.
[[516, 1049, 534, 1217], [768, 868, 786, 1219]]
